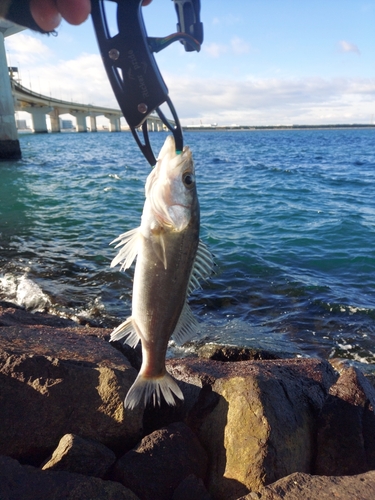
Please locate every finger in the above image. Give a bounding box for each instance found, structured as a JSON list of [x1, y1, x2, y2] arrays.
[[55, 0, 91, 26], [30, 0, 62, 31]]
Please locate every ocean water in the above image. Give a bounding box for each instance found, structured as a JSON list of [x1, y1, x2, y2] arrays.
[[1, 129, 375, 371]]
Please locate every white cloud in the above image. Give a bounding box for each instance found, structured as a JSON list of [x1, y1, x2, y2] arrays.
[[166, 74, 375, 126], [41, 53, 112, 105], [5, 33, 52, 65], [339, 40, 360, 55], [6, 33, 374, 128], [9, 50, 116, 108], [203, 42, 228, 58], [231, 36, 251, 55]]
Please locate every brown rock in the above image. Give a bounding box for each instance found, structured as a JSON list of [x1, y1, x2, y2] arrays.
[[167, 357, 337, 500], [197, 344, 280, 362], [0, 326, 142, 464], [315, 364, 375, 475], [172, 474, 212, 500], [0, 301, 77, 328], [113, 421, 208, 500], [238, 470, 375, 499], [0, 455, 140, 500], [41, 434, 116, 478]]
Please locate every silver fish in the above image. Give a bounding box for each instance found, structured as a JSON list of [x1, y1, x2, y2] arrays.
[[110, 136, 213, 409]]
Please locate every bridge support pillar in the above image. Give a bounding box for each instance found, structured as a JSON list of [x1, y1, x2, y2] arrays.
[[147, 118, 156, 132], [24, 106, 51, 133], [72, 112, 87, 132], [146, 117, 163, 131], [89, 115, 97, 132], [106, 114, 121, 132], [49, 108, 60, 133], [0, 30, 21, 160]]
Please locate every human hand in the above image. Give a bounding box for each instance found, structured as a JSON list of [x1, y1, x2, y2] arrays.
[[29, 0, 152, 32]]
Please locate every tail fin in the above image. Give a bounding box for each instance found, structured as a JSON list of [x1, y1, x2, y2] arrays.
[[124, 371, 184, 410]]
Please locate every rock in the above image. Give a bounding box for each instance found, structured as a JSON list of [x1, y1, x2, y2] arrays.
[[111, 340, 143, 371], [172, 474, 212, 500], [167, 357, 337, 500], [0, 325, 143, 464], [0, 301, 77, 328], [113, 421, 208, 500], [41, 434, 116, 478], [315, 364, 375, 475], [197, 344, 280, 362], [0, 455, 140, 500], [238, 470, 375, 499]]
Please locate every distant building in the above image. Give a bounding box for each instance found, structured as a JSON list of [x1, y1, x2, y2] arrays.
[[60, 119, 74, 130]]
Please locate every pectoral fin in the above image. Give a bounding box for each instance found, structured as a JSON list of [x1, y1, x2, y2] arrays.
[[151, 230, 168, 269], [110, 227, 140, 271]]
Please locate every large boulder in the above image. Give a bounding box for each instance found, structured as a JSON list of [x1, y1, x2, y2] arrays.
[[167, 357, 337, 500], [239, 470, 375, 500], [0, 325, 142, 464], [315, 362, 375, 475], [113, 422, 208, 500], [0, 455, 140, 500]]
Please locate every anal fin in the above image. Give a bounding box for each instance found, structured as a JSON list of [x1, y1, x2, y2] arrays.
[[110, 316, 139, 348]]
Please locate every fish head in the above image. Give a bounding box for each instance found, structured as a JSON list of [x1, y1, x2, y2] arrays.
[[145, 136, 197, 232]]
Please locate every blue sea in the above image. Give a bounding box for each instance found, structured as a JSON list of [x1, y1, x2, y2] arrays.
[[1, 129, 375, 371]]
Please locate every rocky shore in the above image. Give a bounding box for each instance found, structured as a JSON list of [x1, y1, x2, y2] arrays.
[[1, 300, 375, 500]]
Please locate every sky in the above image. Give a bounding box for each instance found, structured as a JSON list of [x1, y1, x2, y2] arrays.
[[4, 0, 375, 127]]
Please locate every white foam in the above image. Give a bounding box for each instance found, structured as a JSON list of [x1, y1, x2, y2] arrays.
[[16, 277, 50, 312], [337, 343, 354, 351]]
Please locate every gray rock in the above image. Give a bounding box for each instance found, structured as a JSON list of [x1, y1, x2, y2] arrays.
[[0, 325, 143, 464], [113, 421, 208, 500], [41, 434, 116, 478], [0, 455, 140, 500], [237, 470, 375, 499]]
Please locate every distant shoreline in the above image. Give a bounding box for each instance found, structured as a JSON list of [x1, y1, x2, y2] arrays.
[[17, 124, 375, 134], [182, 124, 375, 131]]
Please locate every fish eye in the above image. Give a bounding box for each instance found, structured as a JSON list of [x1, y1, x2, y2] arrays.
[[183, 172, 195, 187]]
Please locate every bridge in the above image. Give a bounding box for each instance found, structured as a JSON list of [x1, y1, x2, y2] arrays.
[[11, 77, 166, 134], [0, 19, 168, 160]]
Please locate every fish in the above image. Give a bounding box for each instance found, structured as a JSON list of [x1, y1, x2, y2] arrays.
[[110, 136, 213, 410]]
